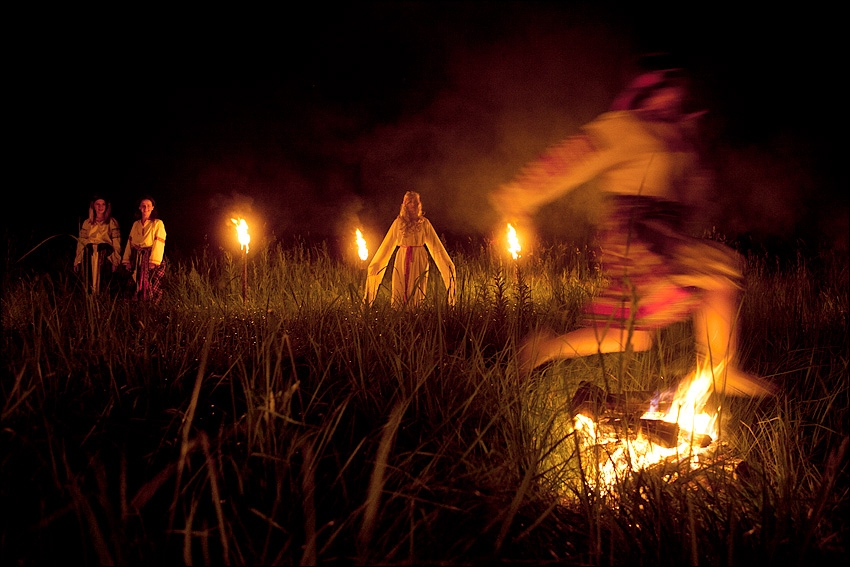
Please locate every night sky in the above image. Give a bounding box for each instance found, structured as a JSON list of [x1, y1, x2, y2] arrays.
[[9, 2, 846, 263]]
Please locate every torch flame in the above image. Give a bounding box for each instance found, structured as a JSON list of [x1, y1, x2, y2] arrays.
[[232, 218, 250, 253], [507, 223, 521, 260], [356, 229, 369, 261]]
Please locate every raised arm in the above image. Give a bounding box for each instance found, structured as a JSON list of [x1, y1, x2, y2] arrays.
[[422, 219, 456, 305], [489, 132, 602, 222]]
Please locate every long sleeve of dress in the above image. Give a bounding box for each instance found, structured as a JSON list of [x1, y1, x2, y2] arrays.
[[364, 219, 401, 306], [74, 220, 92, 267], [422, 220, 456, 305], [488, 129, 603, 221], [489, 111, 706, 224], [150, 220, 166, 265], [108, 218, 122, 267]]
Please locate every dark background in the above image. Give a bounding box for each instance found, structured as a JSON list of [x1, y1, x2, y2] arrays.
[[8, 2, 846, 264]]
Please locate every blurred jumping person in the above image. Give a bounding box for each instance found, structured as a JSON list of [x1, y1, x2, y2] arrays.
[[74, 195, 122, 295], [365, 191, 456, 308], [122, 195, 167, 303], [489, 58, 775, 397]]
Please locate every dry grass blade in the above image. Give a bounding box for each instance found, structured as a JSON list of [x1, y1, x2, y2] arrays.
[[358, 400, 409, 562], [200, 431, 230, 565], [0, 366, 34, 420], [63, 451, 114, 566], [170, 318, 215, 533], [300, 442, 318, 566]]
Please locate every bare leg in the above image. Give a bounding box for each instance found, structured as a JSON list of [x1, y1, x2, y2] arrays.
[[693, 286, 776, 397], [693, 286, 737, 370], [518, 326, 654, 373]]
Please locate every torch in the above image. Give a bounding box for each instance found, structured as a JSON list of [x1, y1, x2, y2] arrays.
[[232, 218, 250, 303], [356, 228, 369, 262], [506, 222, 522, 280], [507, 222, 532, 322], [506, 223, 521, 262]]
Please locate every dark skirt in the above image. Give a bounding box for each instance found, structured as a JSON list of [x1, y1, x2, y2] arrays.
[[80, 243, 117, 295]]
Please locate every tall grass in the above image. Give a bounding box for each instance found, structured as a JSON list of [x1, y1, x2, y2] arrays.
[[1, 235, 847, 565]]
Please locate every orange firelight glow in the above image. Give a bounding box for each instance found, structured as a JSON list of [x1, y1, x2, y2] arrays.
[[507, 223, 521, 260], [571, 364, 721, 490], [649, 365, 718, 438], [356, 229, 369, 261], [232, 218, 250, 253]]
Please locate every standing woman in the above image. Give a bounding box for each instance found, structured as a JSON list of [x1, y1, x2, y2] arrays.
[[122, 195, 167, 302], [365, 191, 456, 308], [74, 195, 122, 294]]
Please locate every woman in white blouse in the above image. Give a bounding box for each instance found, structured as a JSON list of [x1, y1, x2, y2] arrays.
[[122, 195, 167, 302], [74, 195, 122, 295]]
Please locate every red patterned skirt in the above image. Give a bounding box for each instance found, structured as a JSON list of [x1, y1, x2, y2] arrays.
[[128, 247, 167, 302], [584, 195, 743, 331]]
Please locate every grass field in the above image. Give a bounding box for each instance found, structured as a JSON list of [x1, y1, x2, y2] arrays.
[[1, 232, 847, 565]]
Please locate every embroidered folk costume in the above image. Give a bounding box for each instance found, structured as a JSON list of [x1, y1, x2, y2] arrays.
[[74, 198, 122, 295], [495, 109, 742, 331], [123, 207, 167, 302], [490, 67, 774, 396]]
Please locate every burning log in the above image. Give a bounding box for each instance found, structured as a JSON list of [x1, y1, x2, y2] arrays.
[[570, 381, 669, 421], [570, 381, 714, 449], [639, 411, 713, 448], [638, 416, 680, 447]]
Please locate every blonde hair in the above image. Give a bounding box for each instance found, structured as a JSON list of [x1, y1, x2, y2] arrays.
[[398, 191, 424, 235]]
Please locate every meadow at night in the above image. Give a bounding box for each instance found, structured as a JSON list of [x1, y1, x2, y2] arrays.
[[3, 2, 847, 565]]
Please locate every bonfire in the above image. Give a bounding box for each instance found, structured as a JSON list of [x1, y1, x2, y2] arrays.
[[558, 365, 729, 492]]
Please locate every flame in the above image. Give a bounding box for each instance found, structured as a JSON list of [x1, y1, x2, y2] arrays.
[[232, 218, 250, 253], [356, 229, 369, 261], [571, 365, 720, 491], [507, 223, 521, 260], [652, 366, 717, 437]]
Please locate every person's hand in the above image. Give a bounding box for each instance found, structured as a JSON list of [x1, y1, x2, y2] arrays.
[[112, 264, 118, 273], [73, 264, 79, 274], [149, 263, 157, 270]]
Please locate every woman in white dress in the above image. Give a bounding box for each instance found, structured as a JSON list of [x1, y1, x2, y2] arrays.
[[365, 191, 456, 308]]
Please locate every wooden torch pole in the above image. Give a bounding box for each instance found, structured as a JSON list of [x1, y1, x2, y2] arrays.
[[242, 248, 247, 303]]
